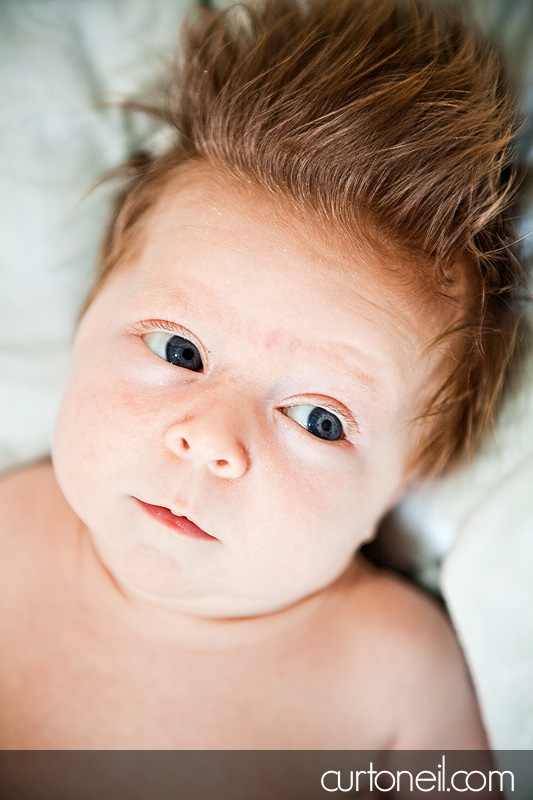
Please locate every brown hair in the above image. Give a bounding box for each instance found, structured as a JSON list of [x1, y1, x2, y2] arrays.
[[89, 0, 528, 478]]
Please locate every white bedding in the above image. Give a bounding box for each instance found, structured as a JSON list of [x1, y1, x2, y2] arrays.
[[397, 349, 533, 748], [0, 0, 191, 470]]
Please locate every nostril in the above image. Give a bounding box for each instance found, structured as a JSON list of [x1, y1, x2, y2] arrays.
[[216, 459, 229, 467], [181, 438, 190, 452]]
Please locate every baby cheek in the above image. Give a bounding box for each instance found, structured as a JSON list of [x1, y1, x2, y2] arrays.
[[301, 453, 395, 548], [54, 369, 142, 490], [270, 460, 364, 547]]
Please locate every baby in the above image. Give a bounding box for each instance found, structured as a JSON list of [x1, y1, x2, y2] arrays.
[[0, 0, 526, 752]]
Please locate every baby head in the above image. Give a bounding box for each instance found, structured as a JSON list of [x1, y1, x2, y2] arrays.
[[53, 0, 525, 616]]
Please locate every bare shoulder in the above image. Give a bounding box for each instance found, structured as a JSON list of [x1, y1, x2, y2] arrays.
[[0, 457, 58, 498], [0, 460, 75, 576], [331, 560, 488, 748], [0, 458, 65, 524]]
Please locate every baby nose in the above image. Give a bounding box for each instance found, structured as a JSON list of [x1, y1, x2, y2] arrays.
[[164, 411, 249, 479]]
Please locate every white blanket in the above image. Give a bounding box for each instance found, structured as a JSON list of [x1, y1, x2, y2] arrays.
[[0, 0, 191, 469]]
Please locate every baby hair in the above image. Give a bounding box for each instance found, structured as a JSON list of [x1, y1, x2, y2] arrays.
[[90, 0, 528, 478]]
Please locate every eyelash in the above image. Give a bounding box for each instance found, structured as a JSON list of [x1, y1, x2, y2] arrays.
[[132, 318, 206, 356], [280, 397, 359, 442], [131, 319, 358, 442], [133, 319, 191, 336]]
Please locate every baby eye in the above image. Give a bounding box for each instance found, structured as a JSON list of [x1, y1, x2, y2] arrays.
[[143, 331, 203, 372], [283, 404, 344, 441]]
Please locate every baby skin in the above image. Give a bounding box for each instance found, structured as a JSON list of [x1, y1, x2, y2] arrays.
[[0, 162, 487, 749]]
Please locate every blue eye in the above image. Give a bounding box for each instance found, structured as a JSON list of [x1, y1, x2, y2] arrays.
[[143, 331, 203, 372], [284, 404, 344, 441]]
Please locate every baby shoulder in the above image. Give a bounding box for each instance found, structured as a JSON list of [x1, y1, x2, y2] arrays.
[[0, 460, 67, 575], [337, 566, 488, 748]]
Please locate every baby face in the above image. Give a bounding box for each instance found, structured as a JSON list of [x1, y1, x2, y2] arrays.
[[53, 163, 443, 617]]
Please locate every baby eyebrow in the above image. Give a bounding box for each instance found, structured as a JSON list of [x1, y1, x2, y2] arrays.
[[264, 327, 375, 386], [318, 349, 382, 396], [287, 336, 384, 399]]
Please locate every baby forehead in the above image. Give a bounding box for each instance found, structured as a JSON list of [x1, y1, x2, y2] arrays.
[[110, 161, 455, 363], [137, 205, 410, 328], [149, 168, 448, 303], [147, 163, 419, 283]]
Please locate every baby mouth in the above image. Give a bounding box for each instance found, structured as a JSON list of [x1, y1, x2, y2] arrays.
[[136, 500, 217, 541]]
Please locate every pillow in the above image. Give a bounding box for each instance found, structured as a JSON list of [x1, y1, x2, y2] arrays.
[[387, 0, 533, 749], [0, 0, 194, 472]]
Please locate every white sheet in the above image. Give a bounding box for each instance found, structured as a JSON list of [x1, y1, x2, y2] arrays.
[[0, 0, 192, 471]]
